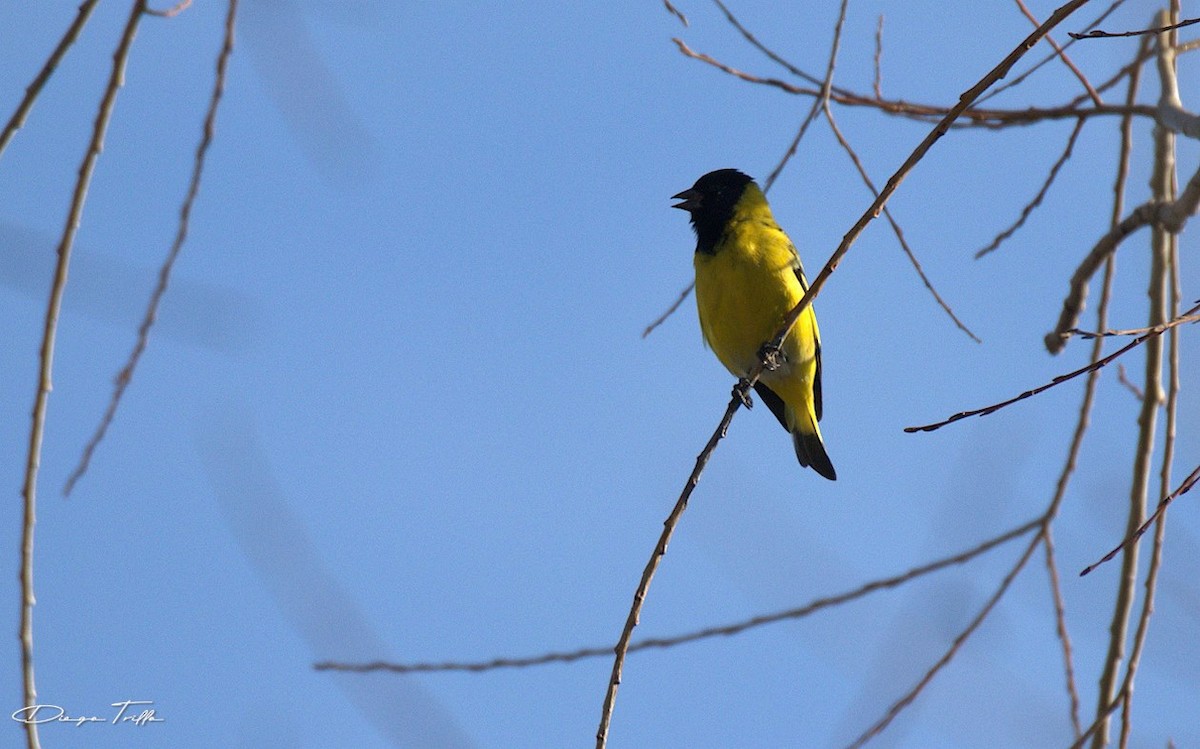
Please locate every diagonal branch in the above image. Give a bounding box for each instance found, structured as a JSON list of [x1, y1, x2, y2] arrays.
[[0, 0, 103, 160], [847, 530, 1045, 749], [762, 0, 848, 192], [762, 0, 1101, 373], [1015, 0, 1103, 105], [823, 104, 980, 341], [979, 0, 1129, 104], [1082, 463, 1200, 576], [18, 4, 147, 748], [641, 281, 694, 339], [906, 302, 1200, 433], [594, 388, 744, 748], [63, 0, 240, 497], [1045, 159, 1200, 353], [976, 119, 1085, 258]]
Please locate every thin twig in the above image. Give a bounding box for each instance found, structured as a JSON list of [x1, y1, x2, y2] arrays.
[[673, 39, 1157, 130], [19, 4, 146, 748], [0, 0, 103, 159], [762, 0, 848, 192], [641, 281, 694, 339], [315, 517, 1040, 674], [1070, 16, 1199, 39], [847, 530, 1044, 749], [872, 14, 883, 99], [1015, 0, 1104, 105], [823, 104, 980, 342], [905, 302, 1200, 433], [711, 0, 824, 87], [1045, 149, 1200, 353], [1118, 135, 1181, 749], [1082, 465, 1199, 576], [144, 0, 192, 17], [1068, 312, 1200, 338], [594, 390, 744, 748], [662, 0, 688, 28], [979, 0, 1128, 105], [64, 0, 240, 497], [1115, 363, 1144, 400], [976, 119, 1085, 259], [1044, 527, 1084, 737], [1090, 27, 1174, 742]]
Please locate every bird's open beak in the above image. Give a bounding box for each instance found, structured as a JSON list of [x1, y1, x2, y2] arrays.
[[671, 188, 701, 212]]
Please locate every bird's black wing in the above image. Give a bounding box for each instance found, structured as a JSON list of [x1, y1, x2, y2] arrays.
[[792, 262, 823, 422], [753, 382, 791, 432]]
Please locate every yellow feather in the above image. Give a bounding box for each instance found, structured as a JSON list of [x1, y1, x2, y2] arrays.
[[691, 180, 834, 479]]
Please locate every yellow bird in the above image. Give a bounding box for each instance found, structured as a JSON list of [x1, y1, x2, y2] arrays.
[[673, 169, 836, 480]]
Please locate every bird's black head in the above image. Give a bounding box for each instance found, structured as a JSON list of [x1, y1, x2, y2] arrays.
[[672, 169, 756, 254]]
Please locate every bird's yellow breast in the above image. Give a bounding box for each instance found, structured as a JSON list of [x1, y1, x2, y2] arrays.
[[693, 202, 817, 385]]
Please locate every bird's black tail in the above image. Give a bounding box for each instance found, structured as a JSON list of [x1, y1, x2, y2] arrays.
[[793, 428, 836, 481]]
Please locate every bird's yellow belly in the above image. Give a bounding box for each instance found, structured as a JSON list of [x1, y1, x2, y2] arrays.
[[694, 249, 813, 381]]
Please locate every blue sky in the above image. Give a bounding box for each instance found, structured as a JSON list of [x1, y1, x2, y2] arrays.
[[1, 1, 1198, 747]]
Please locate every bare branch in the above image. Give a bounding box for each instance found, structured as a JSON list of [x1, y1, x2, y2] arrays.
[[144, 0, 192, 17], [1015, 0, 1103, 105], [1044, 161, 1200, 353], [979, 0, 1129, 104], [1081, 465, 1198, 576], [673, 39, 1157, 130], [1068, 312, 1200, 338], [594, 386, 745, 748], [1090, 30, 1175, 742], [711, 0, 823, 87], [976, 119, 1085, 258], [1032, 150, 1121, 731], [762, 0, 1101, 382], [1116, 363, 1144, 400], [906, 302, 1200, 433], [64, 0, 239, 497], [1068, 697, 1123, 749], [18, 3, 147, 747], [1043, 528, 1084, 737], [316, 517, 1040, 675], [641, 281, 694, 338], [847, 531, 1044, 749], [824, 104, 980, 341], [662, 0, 688, 28], [1070, 16, 1199, 39], [763, 0, 848, 192], [1118, 184, 1183, 749], [873, 15, 884, 99], [0, 0, 102, 159]]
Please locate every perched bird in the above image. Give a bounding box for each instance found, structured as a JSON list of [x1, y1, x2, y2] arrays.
[[672, 169, 836, 480]]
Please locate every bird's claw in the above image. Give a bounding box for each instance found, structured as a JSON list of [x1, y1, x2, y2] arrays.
[[758, 342, 784, 371], [734, 379, 754, 409]]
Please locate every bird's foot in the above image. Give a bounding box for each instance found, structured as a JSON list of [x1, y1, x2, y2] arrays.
[[733, 379, 754, 409], [758, 342, 785, 371]]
